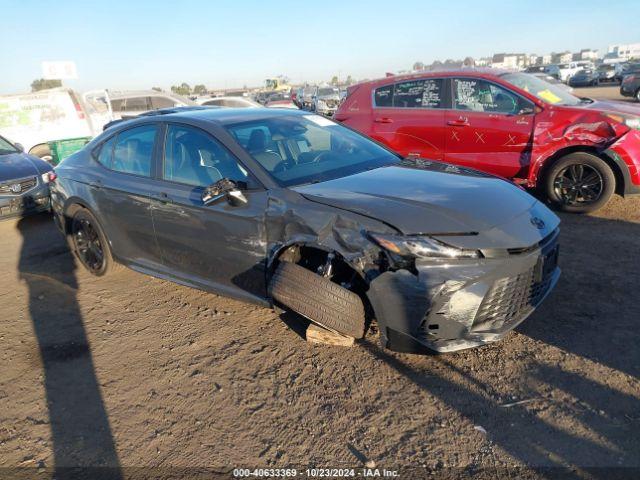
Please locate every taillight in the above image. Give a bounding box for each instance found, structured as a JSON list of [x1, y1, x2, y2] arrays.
[[41, 171, 57, 184]]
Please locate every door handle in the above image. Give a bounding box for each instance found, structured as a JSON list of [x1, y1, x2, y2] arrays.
[[374, 117, 393, 124], [447, 117, 469, 126], [152, 192, 172, 204], [89, 179, 102, 189]]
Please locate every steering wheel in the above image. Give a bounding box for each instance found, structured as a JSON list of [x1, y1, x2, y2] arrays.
[[272, 161, 289, 174], [312, 151, 332, 163]]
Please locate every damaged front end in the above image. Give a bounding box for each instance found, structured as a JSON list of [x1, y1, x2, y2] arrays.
[[367, 227, 560, 353]]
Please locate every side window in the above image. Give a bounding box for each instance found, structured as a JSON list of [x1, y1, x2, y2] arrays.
[[150, 96, 176, 109], [95, 136, 116, 168], [124, 97, 150, 111], [392, 79, 444, 108], [164, 125, 249, 187], [110, 99, 124, 112], [112, 125, 157, 176], [454, 79, 523, 114], [374, 84, 394, 107]]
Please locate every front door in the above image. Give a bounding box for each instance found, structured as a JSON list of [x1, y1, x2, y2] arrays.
[[371, 78, 447, 161], [150, 123, 269, 301], [445, 78, 535, 179]]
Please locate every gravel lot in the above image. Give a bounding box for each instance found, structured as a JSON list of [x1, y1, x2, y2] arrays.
[[1, 87, 639, 478]]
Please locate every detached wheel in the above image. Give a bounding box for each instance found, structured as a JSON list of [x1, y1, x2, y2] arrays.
[[270, 261, 365, 338], [544, 152, 615, 213], [70, 208, 118, 276]]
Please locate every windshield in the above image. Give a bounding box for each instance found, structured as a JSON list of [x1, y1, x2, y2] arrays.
[[226, 114, 399, 187], [318, 88, 338, 96], [501, 72, 582, 106], [0, 136, 18, 155]]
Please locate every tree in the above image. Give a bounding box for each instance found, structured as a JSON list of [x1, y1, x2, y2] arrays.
[[345, 75, 353, 85], [171, 82, 191, 96], [463, 57, 475, 67], [413, 61, 425, 71], [31, 78, 62, 92], [330, 76, 339, 85], [193, 84, 207, 95]]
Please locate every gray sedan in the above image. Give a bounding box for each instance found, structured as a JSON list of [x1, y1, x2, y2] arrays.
[[50, 108, 560, 353]]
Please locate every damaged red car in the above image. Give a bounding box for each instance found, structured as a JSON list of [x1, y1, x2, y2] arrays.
[[336, 70, 640, 212]]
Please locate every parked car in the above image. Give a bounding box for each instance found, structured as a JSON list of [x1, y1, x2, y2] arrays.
[[531, 73, 574, 93], [557, 62, 593, 83], [265, 93, 298, 109], [335, 70, 640, 212], [198, 96, 262, 108], [50, 108, 560, 354], [0, 135, 55, 219], [568, 69, 600, 87], [0, 88, 113, 162], [109, 91, 196, 119], [312, 86, 341, 116], [620, 70, 640, 102], [542, 65, 561, 80], [597, 64, 618, 83]]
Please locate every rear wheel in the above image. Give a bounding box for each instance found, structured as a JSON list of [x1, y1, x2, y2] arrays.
[[270, 261, 365, 338], [544, 152, 615, 213], [70, 208, 119, 276]]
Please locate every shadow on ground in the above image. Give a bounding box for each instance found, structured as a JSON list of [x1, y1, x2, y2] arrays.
[[16, 213, 122, 480]]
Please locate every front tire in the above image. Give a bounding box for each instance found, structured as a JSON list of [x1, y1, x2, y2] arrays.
[[544, 152, 615, 213], [70, 208, 118, 276], [270, 261, 365, 338]]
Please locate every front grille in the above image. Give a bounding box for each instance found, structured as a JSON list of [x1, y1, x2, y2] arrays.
[[473, 245, 558, 331], [0, 176, 37, 195]]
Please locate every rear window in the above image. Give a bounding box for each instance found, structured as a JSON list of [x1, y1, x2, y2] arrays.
[[374, 79, 444, 108]]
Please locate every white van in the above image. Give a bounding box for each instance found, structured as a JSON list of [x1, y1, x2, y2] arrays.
[[0, 88, 113, 162]]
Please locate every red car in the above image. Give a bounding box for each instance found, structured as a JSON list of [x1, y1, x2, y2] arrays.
[[335, 70, 640, 212]]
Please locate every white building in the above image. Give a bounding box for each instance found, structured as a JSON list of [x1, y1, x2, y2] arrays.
[[607, 43, 640, 61], [577, 49, 599, 61], [491, 53, 526, 70]]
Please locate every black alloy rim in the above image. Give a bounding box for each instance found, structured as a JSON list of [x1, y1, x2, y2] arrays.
[[553, 163, 604, 206], [73, 218, 105, 273]]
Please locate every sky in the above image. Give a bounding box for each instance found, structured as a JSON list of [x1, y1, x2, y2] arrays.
[[1, 0, 638, 94]]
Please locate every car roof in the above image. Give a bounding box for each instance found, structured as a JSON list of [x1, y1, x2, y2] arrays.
[[357, 68, 513, 87], [119, 106, 310, 127]]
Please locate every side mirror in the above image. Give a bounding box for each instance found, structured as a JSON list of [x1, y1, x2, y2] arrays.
[[15, 143, 24, 152], [202, 178, 248, 206]]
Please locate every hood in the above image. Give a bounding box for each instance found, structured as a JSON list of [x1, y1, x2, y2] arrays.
[[580, 99, 640, 116], [292, 162, 559, 248], [0, 153, 49, 183]]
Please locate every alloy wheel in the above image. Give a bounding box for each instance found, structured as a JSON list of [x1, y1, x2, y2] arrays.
[[553, 163, 604, 206], [73, 218, 105, 273]]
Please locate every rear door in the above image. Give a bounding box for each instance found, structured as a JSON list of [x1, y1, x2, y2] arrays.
[[150, 123, 269, 301], [90, 123, 163, 268], [370, 78, 447, 160], [444, 77, 535, 179]]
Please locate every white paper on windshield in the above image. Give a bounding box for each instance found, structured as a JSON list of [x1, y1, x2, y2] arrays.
[[303, 114, 337, 127]]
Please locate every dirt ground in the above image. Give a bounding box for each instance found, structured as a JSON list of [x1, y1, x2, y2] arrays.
[[1, 87, 639, 479], [571, 84, 634, 103]]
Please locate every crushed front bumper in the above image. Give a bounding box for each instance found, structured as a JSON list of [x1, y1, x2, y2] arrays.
[[367, 229, 560, 353]]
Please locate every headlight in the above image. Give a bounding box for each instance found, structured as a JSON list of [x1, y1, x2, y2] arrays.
[[40, 171, 57, 184], [368, 232, 481, 259], [605, 113, 640, 130]]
